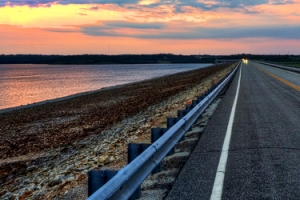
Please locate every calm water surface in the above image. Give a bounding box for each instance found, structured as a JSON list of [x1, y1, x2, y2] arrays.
[[0, 63, 211, 110]]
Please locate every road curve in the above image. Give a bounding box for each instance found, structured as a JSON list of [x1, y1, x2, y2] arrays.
[[166, 61, 300, 199]]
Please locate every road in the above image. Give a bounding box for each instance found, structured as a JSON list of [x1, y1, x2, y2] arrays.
[[166, 61, 300, 199]]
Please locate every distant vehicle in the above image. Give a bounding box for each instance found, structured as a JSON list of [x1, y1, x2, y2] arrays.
[[242, 58, 248, 64]]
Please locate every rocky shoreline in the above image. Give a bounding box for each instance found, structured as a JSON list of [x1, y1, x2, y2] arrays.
[[0, 63, 235, 199]]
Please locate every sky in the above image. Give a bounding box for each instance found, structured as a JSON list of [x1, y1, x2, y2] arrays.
[[1, 0, 300, 55]]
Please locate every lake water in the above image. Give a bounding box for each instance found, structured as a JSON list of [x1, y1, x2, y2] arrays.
[[0, 63, 211, 110]]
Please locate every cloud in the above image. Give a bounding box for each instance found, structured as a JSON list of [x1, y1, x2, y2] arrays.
[[43, 27, 79, 33], [42, 20, 164, 35], [1, 0, 296, 9], [192, 25, 300, 40], [78, 22, 300, 40], [83, 5, 100, 10], [269, 0, 295, 5], [79, 20, 165, 37], [0, 0, 139, 7], [104, 21, 165, 29], [1, 0, 53, 6]]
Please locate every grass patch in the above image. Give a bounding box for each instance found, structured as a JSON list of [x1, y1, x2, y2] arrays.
[[276, 62, 300, 68]]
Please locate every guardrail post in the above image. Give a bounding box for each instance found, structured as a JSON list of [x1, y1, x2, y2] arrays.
[[151, 128, 166, 143], [177, 110, 186, 119], [167, 117, 177, 128], [128, 143, 151, 163], [185, 105, 193, 131], [186, 104, 192, 113], [151, 128, 166, 174], [205, 90, 209, 96], [128, 143, 151, 199], [167, 117, 185, 140], [192, 100, 198, 108], [88, 170, 118, 197], [197, 96, 203, 103]]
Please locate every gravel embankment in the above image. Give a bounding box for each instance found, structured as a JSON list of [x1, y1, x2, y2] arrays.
[[0, 63, 235, 200]]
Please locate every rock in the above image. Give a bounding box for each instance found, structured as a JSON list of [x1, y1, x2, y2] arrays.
[[0, 190, 7, 197], [102, 139, 109, 144], [115, 128, 121, 134], [73, 166, 89, 172], [19, 189, 32, 200], [98, 154, 109, 164], [48, 179, 62, 187], [1, 191, 14, 200], [88, 161, 96, 166], [109, 156, 115, 162], [93, 146, 100, 152], [76, 174, 86, 182], [27, 165, 38, 172], [63, 165, 73, 172], [138, 119, 146, 124], [35, 185, 42, 190], [58, 181, 71, 190], [135, 130, 142, 135], [30, 189, 46, 200]]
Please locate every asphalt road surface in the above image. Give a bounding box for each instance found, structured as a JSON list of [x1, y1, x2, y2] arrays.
[[166, 61, 300, 199]]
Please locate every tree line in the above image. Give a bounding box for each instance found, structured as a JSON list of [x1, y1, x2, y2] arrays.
[[0, 54, 299, 64]]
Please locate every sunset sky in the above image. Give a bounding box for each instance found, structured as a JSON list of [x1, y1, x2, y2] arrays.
[[1, 0, 300, 55]]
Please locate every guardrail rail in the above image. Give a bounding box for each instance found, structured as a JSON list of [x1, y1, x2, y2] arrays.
[[87, 62, 240, 200]]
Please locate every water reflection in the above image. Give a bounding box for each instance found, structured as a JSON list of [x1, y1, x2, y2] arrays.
[[0, 63, 211, 110]]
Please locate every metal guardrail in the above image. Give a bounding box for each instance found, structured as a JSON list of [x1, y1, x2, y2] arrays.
[[88, 62, 240, 200], [255, 61, 300, 73]]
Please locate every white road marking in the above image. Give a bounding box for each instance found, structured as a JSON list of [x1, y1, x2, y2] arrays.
[[210, 65, 242, 200]]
